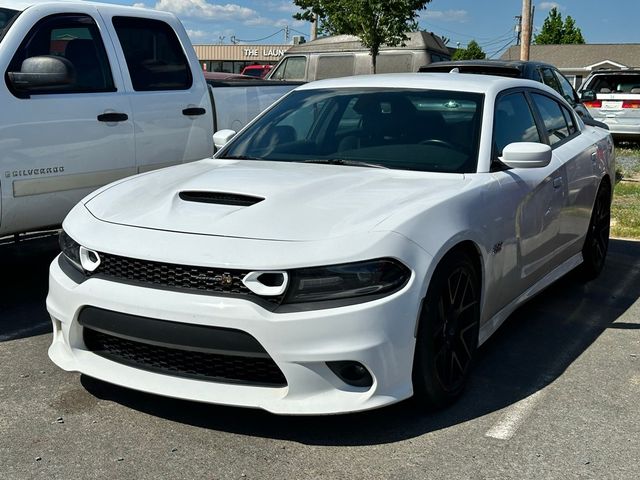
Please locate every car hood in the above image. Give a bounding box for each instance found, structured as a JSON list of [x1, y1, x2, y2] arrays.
[[84, 159, 469, 241]]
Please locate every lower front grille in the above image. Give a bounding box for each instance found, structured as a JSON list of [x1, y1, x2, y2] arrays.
[[83, 328, 287, 388]]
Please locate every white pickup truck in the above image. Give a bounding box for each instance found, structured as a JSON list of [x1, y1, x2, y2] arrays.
[[0, 1, 213, 236]]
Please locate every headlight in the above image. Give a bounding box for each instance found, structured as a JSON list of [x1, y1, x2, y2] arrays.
[[59, 230, 82, 271], [283, 258, 410, 304], [59, 230, 101, 273]]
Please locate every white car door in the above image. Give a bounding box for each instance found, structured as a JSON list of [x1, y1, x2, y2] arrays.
[[528, 92, 599, 263], [102, 12, 213, 172], [0, 8, 135, 235], [489, 91, 565, 309]]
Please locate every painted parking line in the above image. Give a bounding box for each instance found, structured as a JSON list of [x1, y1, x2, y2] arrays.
[[484, 388, 548, 440]]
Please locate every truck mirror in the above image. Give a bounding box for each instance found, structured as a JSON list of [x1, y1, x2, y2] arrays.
[[580, 90, 596, 102], [7, 55, 74, 93], [213, 129, 237, 149]]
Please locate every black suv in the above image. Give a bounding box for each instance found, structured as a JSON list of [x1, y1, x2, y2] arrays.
[[419, 60, 607, 129]]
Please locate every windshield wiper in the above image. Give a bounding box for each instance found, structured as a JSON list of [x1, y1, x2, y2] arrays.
[[303, 159, 388, 169]]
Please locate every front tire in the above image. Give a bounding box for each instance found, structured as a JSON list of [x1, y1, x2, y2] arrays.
[[412, 251, 480, 410], [579, 182, 611, 280]]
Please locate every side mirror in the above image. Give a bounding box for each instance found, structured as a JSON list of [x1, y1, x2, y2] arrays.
[[580, 90, 596, 102], [7, 55, 74, 93], [213, 129, 236, 149], [500, 142, 552, 169]]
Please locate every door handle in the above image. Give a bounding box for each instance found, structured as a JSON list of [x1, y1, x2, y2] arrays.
[[553, 177, 563, 189], [182, 107, 206, 116], [97, 112, 129, 122], [591, 151, 598, 162]]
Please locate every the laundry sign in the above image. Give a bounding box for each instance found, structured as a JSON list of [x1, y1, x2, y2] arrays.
[[243, 48, 286, 57]]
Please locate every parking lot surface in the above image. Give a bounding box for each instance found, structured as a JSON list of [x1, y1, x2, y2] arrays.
[[1, 233, 639, 479]]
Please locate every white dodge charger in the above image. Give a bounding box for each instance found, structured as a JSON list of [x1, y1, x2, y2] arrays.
[[47, 74, 614, 415]]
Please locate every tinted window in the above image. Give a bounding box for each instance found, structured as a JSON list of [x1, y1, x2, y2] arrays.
[[7, 14, 114, 94], [316, 55, 354, 80], [493, 92, 541, 157], [0, 8, 20, 42], [113, 16, 191, 91], [561, 103, 577, 135], [377, 54, 413, 73], [221, 88, 484, 173], [586, 74, 640, 93], [554, 70, 578, 104], [531, 93, 571, 145], [540, 68, 561, 94]]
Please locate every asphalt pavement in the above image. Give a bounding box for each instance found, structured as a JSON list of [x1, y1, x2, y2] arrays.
[[0, 232, 638, 479]]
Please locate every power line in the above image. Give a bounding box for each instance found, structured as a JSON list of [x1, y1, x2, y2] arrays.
[[422, 22, 513, 41], [487, 37, 516, 58], [234, 29, 284, 43]]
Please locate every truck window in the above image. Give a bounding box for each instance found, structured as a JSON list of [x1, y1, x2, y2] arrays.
[[113, 16, 192, 91], [272, 56, 306, 81], [377, 54, 413, 74], [316, 55, 354, 80], [6, 14, 115, 94], [0, 8, 20, 43]]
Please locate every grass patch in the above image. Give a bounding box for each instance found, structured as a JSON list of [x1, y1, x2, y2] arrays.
[[611, 181, 640, 239], [616, 142, 640, 180]]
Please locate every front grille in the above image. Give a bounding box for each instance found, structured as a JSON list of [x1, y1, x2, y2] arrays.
[[91, 253, 283, 305], [84, 328, 287, 387]]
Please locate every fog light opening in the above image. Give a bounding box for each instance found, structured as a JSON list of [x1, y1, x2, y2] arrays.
[[327, 361, 373, 388]]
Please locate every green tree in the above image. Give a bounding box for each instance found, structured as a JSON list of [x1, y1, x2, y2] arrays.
[[451, 40, 486, 60], [293, 0, 432, 73], [534, 7, 585, 44]]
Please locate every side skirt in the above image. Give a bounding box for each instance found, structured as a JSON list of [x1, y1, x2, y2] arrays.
[[478, 252, 583, 346]]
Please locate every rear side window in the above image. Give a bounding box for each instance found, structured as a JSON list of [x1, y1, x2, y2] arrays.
[[554, 70, 578, 104], [377, 54, 413, 74], [316, 55, 354, 80], [113, 16, 191, 91], [531, 93, 572, 146], [493, 92, 541, 157], [6, 13, 114, 94], [540, 68, 561, 95]]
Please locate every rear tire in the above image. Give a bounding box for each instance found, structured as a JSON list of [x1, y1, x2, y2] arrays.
[[578, 182, 611, 281], [412, 251, 480, 410]]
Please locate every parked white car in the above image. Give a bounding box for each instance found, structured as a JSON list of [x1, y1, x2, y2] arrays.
[[0, 1, 213, 236], [48, 73, 615, 415]]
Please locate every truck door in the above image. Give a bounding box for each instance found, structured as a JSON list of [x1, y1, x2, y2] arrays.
[[0, 10, 135, 235], [105, 14, 213, 172]]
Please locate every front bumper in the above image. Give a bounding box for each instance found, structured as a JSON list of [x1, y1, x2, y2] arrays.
[[47, 252, 427, 415]]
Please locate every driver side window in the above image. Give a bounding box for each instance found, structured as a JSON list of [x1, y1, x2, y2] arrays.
[[7, 14, 114, 95], [493, 92, 541, 158]]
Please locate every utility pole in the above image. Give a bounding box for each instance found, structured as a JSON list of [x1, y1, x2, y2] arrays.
[[520, 0, 531, 60], [310, 13, 318, 41], [515, 15, 522, 45]]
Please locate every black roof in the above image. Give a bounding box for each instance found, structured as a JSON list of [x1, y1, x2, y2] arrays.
[[418, 59, 555, 77]]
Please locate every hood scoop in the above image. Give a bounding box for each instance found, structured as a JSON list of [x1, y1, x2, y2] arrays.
[[178, 191, 264, 207]]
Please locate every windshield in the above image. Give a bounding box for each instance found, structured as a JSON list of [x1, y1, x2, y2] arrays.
[[0, 8, 20, 43], [220, 88, 483, 173]]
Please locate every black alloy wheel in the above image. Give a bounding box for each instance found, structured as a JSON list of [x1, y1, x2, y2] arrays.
[[413, 251, 480, 409], [579, 183, 611, 280]]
